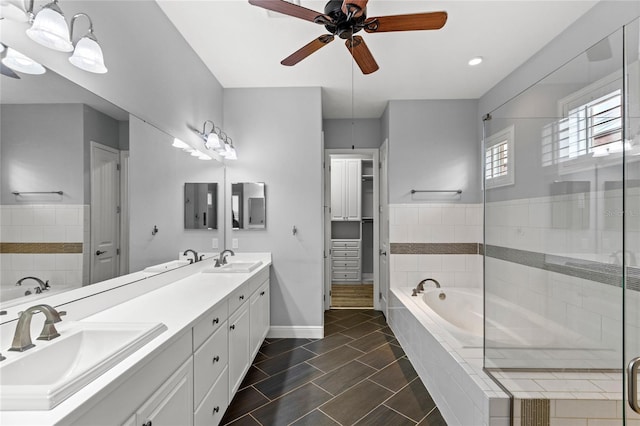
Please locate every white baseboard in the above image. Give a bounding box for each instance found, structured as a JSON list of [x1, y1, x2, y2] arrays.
[[267, 326, 324, 339]]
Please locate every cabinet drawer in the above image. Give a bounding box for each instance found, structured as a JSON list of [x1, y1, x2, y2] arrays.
[[193, 302, 228, 351], [194, 367, 229, 426], [332, 259, 360, 269], [194, 322, 228, 408], [228, 284, 249, 315], [332, 271, 360, 280], [332, 249, 359, 258], [331, 240, 360, 249]]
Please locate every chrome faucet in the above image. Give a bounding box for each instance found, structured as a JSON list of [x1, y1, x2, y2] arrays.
[[183, 249, 199, 264], [9, 304, 66, 352], [215, 249, 235, 267], [16, 276, 49, 292], [416, 278, 440, 292]]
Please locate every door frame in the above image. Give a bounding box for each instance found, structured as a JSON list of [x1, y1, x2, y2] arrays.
[[378, 139, 389, 318], [324, 148, 380, 311]]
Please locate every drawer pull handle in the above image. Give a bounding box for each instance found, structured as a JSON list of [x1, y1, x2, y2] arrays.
[[230, 324, 235, 330], [260, 291, 265, 296], [213, 406, 220, 414], [143, 421, 152, 426], [239, 295, 244, 300], [213, 355, 220, 363], [212, 318, 219, 325]]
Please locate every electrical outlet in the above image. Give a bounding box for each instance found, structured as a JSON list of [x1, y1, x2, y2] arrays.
[[232, 238, 238, 249], [212, 238, 218, 249]]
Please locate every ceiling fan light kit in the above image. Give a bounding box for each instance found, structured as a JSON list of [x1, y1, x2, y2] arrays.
[[248, 0, 447, 74]]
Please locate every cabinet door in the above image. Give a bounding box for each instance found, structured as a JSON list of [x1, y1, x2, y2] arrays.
[[250, 282, 270, 359], [344, 159, 362, 220], [136, 358, 193, 426], [330, 159, 346, 220], [228, 302, 250, 399]]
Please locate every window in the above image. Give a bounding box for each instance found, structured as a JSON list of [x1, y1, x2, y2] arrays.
[[485, 125, 515, 188], [558, 89, 622, 161]]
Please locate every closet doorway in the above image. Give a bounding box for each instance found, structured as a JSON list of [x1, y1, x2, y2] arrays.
[[324, 149, 379, 310]]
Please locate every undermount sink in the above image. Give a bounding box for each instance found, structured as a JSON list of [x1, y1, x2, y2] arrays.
[[203, 260, 263, 273], [143, 259, 190, 273], [0, 321, 167, 410]]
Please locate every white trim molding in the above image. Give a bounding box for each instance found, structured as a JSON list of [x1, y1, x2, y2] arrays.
[[266, 326, 324, 339]]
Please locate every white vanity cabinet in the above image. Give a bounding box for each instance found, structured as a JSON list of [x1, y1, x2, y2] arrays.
[[228, 299, 251, 399], [134, 358, 194, 426], [250, 280, 270, 359], [331, 158, 362, 221]]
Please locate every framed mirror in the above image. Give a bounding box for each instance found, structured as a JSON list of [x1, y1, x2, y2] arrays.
[[184, 183, 218, 230], [231, 182, 266, 230]]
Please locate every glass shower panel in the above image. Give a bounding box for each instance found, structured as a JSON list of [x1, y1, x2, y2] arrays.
[[484, 28, 625, 372], [624, 17, 640, 423]]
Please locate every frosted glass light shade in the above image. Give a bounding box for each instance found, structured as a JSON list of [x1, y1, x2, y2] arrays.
[[27, 6, 73, 52], [223, 145, 237, 160], [172, 138, 190, 149], [1, 48, 46, 74], [206, 132, 221, 150], [0, 1, 28, 22], [69, 36, 107, 73]]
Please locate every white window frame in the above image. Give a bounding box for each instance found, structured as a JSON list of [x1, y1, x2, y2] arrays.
[[485, 125, 515, 189], [555, 71, 623, 174]]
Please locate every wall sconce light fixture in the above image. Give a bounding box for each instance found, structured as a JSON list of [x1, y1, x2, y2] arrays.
[[1, 45, 45, 74], [23, 0, 107, 73], [194, 120, 238, 160]]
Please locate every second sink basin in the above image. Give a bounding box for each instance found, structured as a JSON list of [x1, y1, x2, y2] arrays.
[[204, 260, 263, 273], [0, 321, 167, 410]]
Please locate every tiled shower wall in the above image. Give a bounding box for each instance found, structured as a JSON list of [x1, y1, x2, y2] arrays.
[[389, 203, 483, 289], [0, 205, 89, 289], [484, 188, 640, 369]]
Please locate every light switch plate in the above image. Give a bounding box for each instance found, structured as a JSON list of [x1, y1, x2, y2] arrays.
[[212, 238, 218, 249], [232, 239, 238, 249]]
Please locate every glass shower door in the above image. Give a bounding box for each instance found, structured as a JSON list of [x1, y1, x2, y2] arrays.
[[625, 17, 640, 424]]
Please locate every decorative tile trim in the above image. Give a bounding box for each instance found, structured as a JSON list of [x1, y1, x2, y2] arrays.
[[390, 243, 480, 255], [485, 245, 640, 291], [0, 242, 83, 254], [521, 399, 549, 426]]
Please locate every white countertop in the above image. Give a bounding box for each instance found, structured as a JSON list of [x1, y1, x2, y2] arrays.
[[0, 253, 271, 425]]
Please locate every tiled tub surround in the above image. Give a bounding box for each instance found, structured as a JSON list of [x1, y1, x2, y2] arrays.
[[388, 288, 510, 426], [389, 203, 483, 290], [0, 205, 89, 297]]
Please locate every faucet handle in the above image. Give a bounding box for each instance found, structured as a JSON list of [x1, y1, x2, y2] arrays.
[[37, 309, 66, 341]]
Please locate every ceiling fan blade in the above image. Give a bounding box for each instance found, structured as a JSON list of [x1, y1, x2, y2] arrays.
[[248, 0, 329, 23], [364, 11, 447, 33], [345, 36, 379, 75], [281, 35, 335, 66], [341, 0, 368, 19], [1, 64, 21, 79]]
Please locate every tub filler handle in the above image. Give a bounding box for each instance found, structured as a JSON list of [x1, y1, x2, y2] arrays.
[[629, 356, 640, 414]]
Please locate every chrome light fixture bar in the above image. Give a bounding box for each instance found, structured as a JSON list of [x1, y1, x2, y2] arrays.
[[68, 13, 107, 73]]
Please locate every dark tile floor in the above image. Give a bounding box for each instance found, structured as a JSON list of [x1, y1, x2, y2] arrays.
[[221, 309, 447, 426]]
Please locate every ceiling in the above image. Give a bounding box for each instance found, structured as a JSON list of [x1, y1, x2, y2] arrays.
[[156, 0, 598, 119]]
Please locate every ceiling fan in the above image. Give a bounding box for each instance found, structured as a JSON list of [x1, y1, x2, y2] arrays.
[[248, 0, 447, 74]]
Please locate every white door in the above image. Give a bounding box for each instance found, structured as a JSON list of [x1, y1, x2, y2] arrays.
[[91, 142, 120, 283], [378, 140, 389, 317]]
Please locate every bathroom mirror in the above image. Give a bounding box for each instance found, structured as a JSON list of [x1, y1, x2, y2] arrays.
[[184, 183, 218, 230], [231, 182, 266, 230], [0, 51, 224, 311]]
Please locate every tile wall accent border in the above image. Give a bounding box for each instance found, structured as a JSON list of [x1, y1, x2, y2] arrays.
[[485, 244, 640, 291], [0, 242, 83, 254], [390, 243, 480, 255], [520, 399, 550, 426]]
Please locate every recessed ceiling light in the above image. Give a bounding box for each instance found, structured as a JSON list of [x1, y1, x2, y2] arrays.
[[468, 56, 483, 66]]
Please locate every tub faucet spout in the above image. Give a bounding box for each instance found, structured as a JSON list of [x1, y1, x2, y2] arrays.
[[16, 276, 49, 291], [416, 278, 440, 292]]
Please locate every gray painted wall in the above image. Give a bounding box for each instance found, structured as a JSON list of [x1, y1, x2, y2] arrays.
[[0, 0, 223, 150], [129, 116, 225, 273], [224, 87, 324, 331], [386, 99, 481, 204], [2, 104, 84, 205], [323, 118, 382, 149]]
